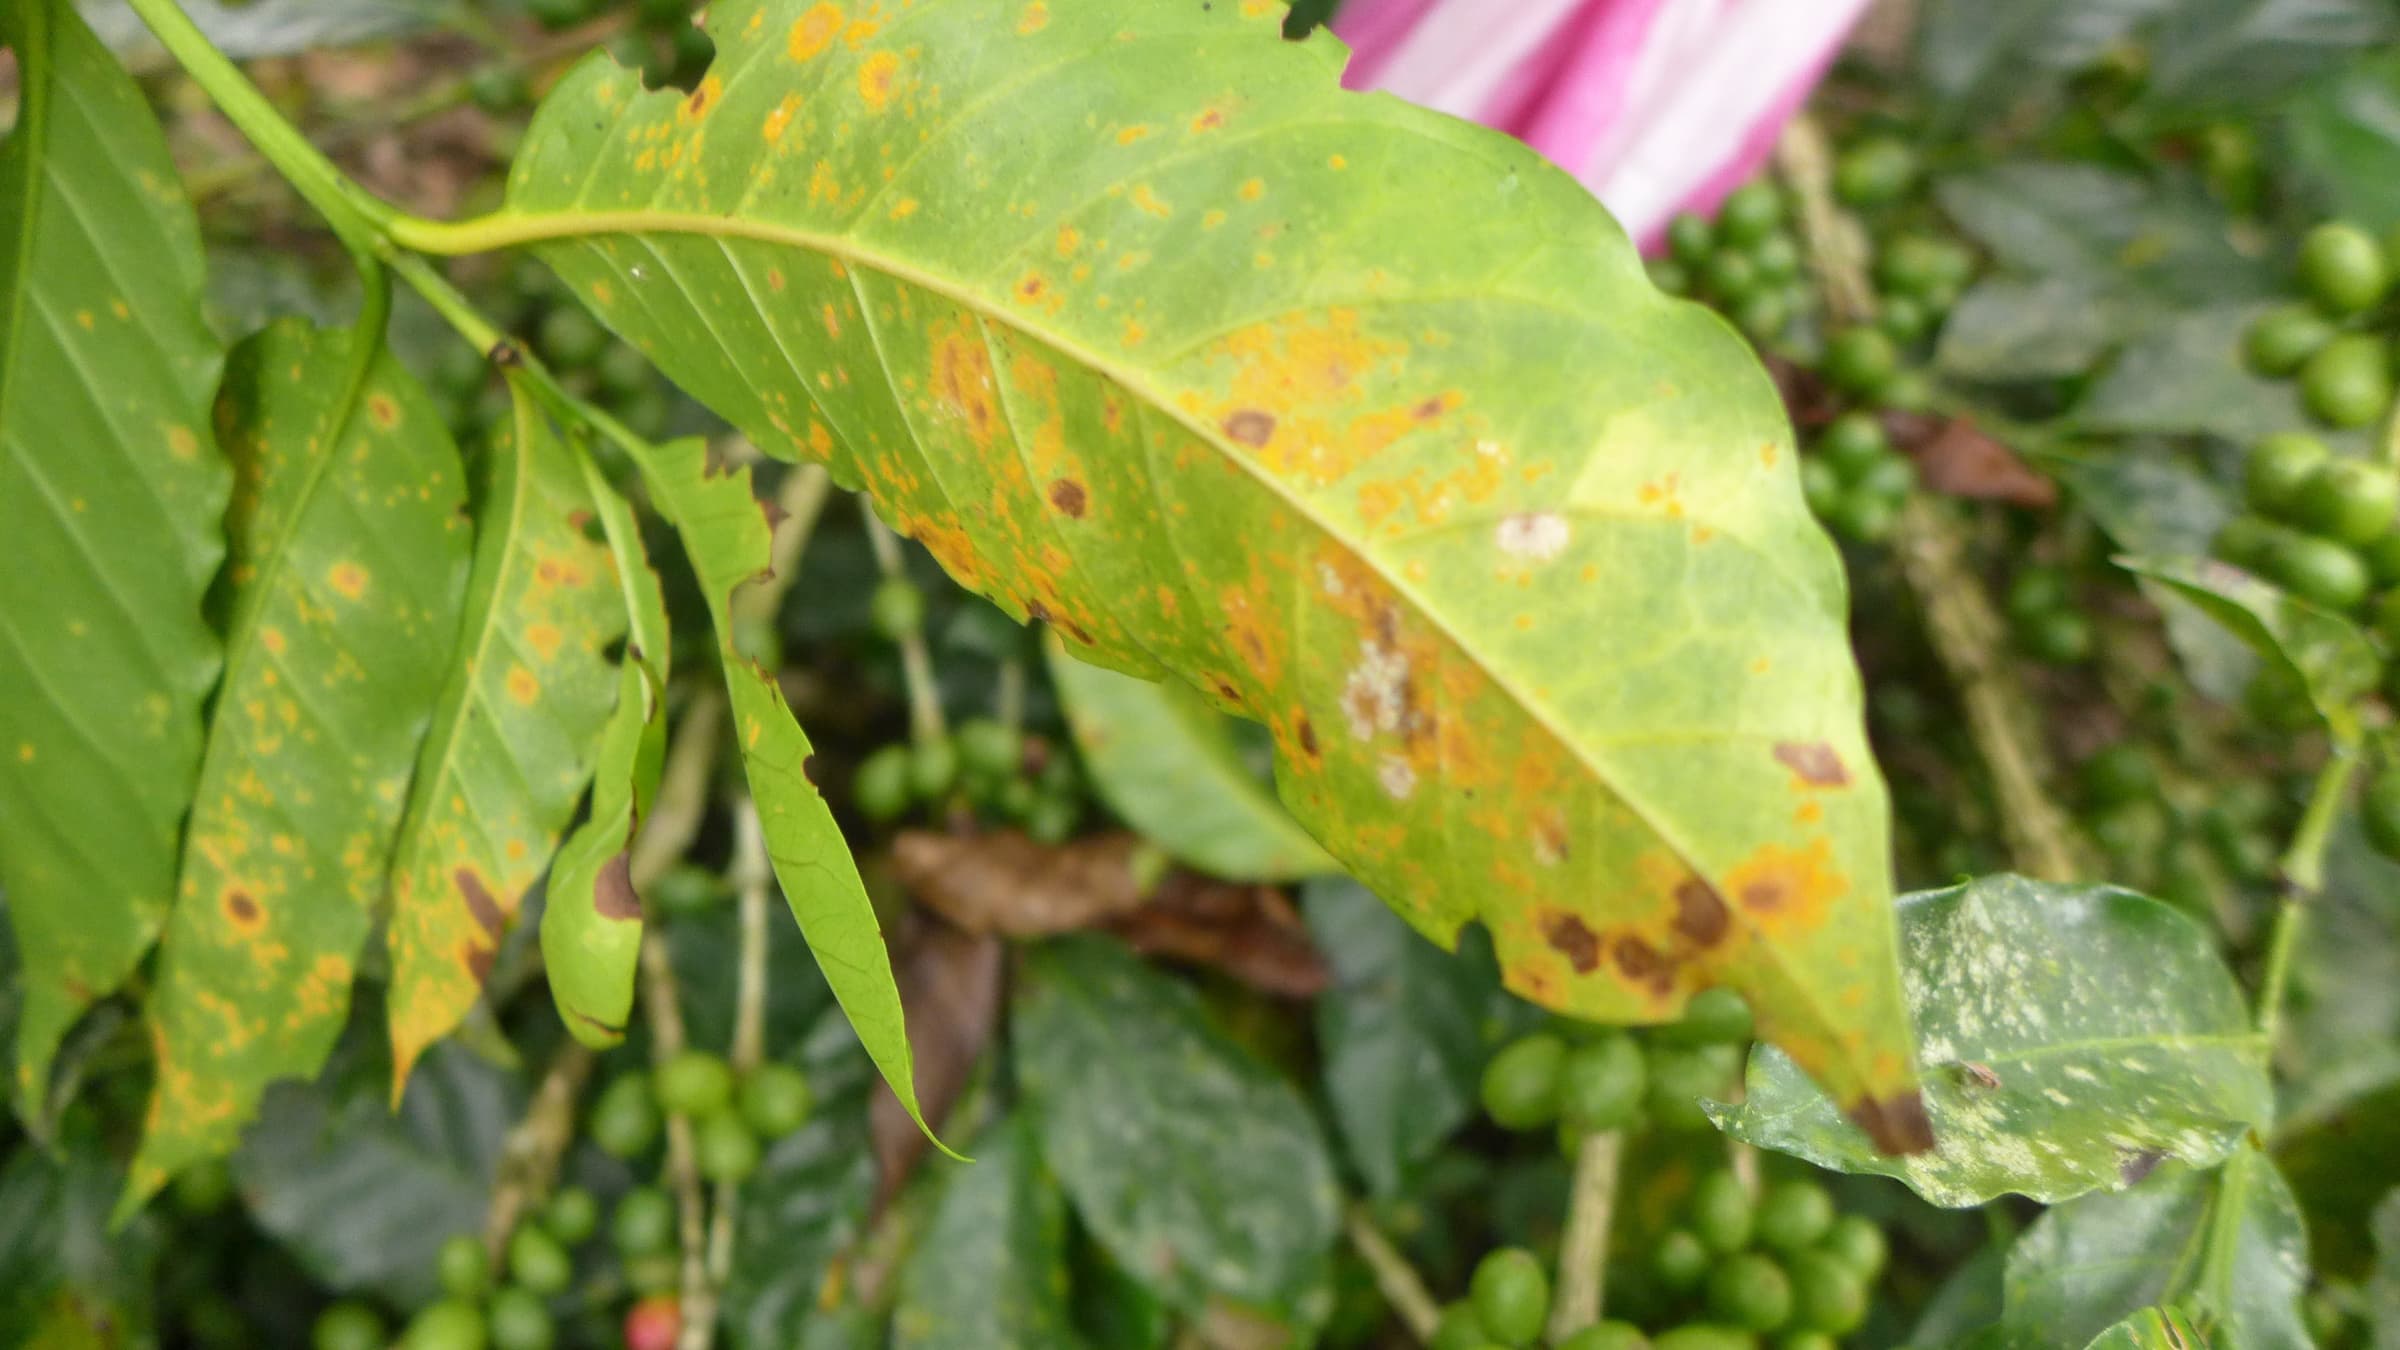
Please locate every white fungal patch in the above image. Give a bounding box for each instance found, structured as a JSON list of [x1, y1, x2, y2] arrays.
[[1496, 511, 1570, 563], [1377, 754, 1418, 800], [1339, 640, 1409, 741]]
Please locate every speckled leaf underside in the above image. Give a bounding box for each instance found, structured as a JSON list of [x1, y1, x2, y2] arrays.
[[1712, 876, 2271, 1208], [500, 0, 1922, 1134], [126, 320, 470, 1210], [0, 0, 230, 1117], [384, 382, 628, 1085]]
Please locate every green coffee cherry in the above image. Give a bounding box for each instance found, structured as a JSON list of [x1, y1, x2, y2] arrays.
[[1822, 327, 1898, 399], [1704, 252, 1761, 304], [1816, 413, 1888, 478], [2301, 333, 2393, 429], [908, 736, 961, 801], [1558, 1034, 1647, 1133], [955, 717, 1022, 778], [2214, 514, 2283, 571], [1648, 1045, 1740, 1130], [467, 65, 529, 114], [1554, 1322, 1651, 1350], [588, 1073, 662, 1159], [1876, 234, 1972, 300], [1733, 290, 1790, 341], [1707, 1253, 1795, 1333], [2015, 609, 2094, 665], [1687, 1170, 1755, 1255], [2363, 530, 2400, 586], [1753, 1181, 1837, 1253], [1877, 369, 1936, 413], [313, 1302, 388, 1350], [1429, 1303, 1492, 1350], [2246, 433, 2334, 518], [507, 1225, 574, 1297], [1825, 490, 1899, 545], [2005, 567, 2072, 626], [1877, 295, 1931, 345], [1656, 987, 1753, 1047], [654, 1049, 735, 1117], [853, 744, 914, 823], [1650, 1328, 1754, 1350], [869, 577, 927, 639], [2291, 458, 2400, 546], [611, 1186, 677, 1258], [1835, 136, 1916, 208], [1668, 214, 1716, 267], [649, 862, 727, 917], [2081, 745, 2158, 809], [1718, 182, 1786, 246], [542, 1185, 599, 1246], [487, 1287, 554, 1350], [537, 308, 608, 371], [1480, 1032, 1567, 1130], [2244, 304, 2335, 377], [437, 1233, 490, 1300], [1468, 1247, 1550, 1346], [2297, 221, 2390, 315], [740, 1062, 816, 1138], [2262, 532, 2371, 610], [695, 1110, 763, 1182], [1751, 233, 1802, 284], [1786, 1250, 1869, 1334], [402, 1299, 487, 1350], [1652, 1228, 1712, 1293], [1820, 1213, 1888, 1281], [1800, 458, 1844, 518], [1649, 259, 1693, 296], [1026, 793, 1083, 845]]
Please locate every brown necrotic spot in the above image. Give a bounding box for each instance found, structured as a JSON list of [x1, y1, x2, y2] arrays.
[[454, 868, 506, 940], [593, 853, 642, 921], [222, 888, 261, 928], [1673, 877, 1730, 947], [1049, 478, 1089, 518], [1296, 715, 1318, 756], [1611, 933, 1669, 988], [802, 753, 821, 786], [462, 942, 496, 984], [1845, 1090, 1935, 1155], [1542, 913, 1600, 973], [1773, 741, 1850, 788], [1221, 409, 1275, 446]]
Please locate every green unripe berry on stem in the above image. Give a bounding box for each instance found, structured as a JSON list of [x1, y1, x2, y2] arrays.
[[1687, 1169, 1755, 1254], [955, 717, 1022, 778], [869, 577, 927, 639], [1750, 232, 1801, 284], [1733, 290, 1790, 341], [1816, 412, 1887, 479], [507, 1225, 573, 1297], [2263, 532, 2371, 611], [611, 1187, 677, 1258], [1877, 369, 1937, 413], [2080, 745, 2158, 809], [2298, 221, 2390, 315], [2244, 304, 2335, 377], [1558, 1034, 1646, 1133], [1753, 1181, 1837, 1253], [1822, 327, 1898, 399], [1878, 295, 1931, 345], [487, 1286, 554, 1350], [1704, 252, 1761, 304], [2005, 566, 2071, 626], [1820, 1213, 1888, 1279], [2301, 333, 2394, 429], [740, 1062, 815, 1138], [1480, 1032, 1567, 1129], [2291, 458, 2400, 547], [436, 1233, 489, 1299], [1651, 1329, 1754, 1350], [2214, 515, 2285, 571], [1468, 1247, 1550, 1347], [695, 1109, 763, 1182], [852, 744, 914, 823], [2245, 433, 2332, 518], [403, 1300, 487, 1350], [1787, 1250, 1869, 1334], [1652, 1228, 1711, 1292], [1708, 1252, 1795, 1332], [1555, 1323, 1650, 1350], [654, 1049, 735, 1117], [1668, 214, 1716, 266], [1835, 136, 1916, 208], [1647, 1044, 1741, 1131], [313, 1302, 387, 1350], [1649, 259, 1692, 296], [1657, 987, 1753, 1047], [1799, 458, 1843, 518], [1718, 182, 1785, 245], [1826, 489, 1899, 545], [541, 1185, 599, 1246], [2015, 609, 2093, 665], [588, 1073, 661, 1159], [1429, 1302, 1491, 1350], [908, 736, 961, 801]]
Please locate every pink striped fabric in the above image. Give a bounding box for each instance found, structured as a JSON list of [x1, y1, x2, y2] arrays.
[[1332, 0, 1872, 249]]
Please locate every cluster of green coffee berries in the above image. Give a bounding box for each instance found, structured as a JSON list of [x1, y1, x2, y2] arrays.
[[2002, 564, 2092, 666], [847, 578, 1089, 840], [2215, 433, 2400, 616], [1799, 413, 1914, 545], [1478, 989, 1754, 1148], [2243, 222, 2400, 431], [1835, 139, 1976, 366], [1425, 1173, 1887, 1350], [1651, 183, 1811, 343]]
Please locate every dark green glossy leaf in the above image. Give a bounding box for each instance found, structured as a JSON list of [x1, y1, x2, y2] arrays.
[[1046, 632, 1334, 882], [386, 377, 629, 1082], [1938, 278, 2127, 381], [721, 1010, 878, 1350], [0, 1117, 162, 1346], [2286, 50, 2400, 231], [2371, 1190, 2400, 1348], [125, 318, 470, 1210], [893, 1113, 1082, 1349], [540, 431, 670, 1049], [1305, 876, 1514, 1196], [2061, 456, 2254, 705], [2284, 812, 2400, 1120], [1915, 1, 2161, 122], [1014, 936, 1339, 1310], [635, 434, 930, 1138], [2077, 305, 2316, 443], [2119, 555, 2380, 739], [1998, 1156, 2310, 1350], [483, 0, 1926, 1131], [2141, 0, 2396, 116], [235, 1030, 522, 1309], [1911, 1240, 2009, 1348], [0, 0, 231, 1115], [1713, 875, 2270, 1207]]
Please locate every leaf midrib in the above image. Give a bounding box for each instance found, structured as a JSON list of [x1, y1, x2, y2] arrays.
[[467, 201, 1865, 1071]]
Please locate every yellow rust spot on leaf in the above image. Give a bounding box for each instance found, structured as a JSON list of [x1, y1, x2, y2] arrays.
[[260, 627, 287, 655], [526, 621, 564, 658], [890, 197, 920, 220], [788, 2, 845, 60], [929, 318, 1001, 449], [1131, 184, 1172, 218], [1724, 838, 1848, 935], [328, 562, 369, 600], [762, 92, 803, 145], [366, 393, 400, 429], [1017, 1, 1049, 33], [167, 424, 200, 460], [680, 74, 723, 123], [1239, 177, 1265, 201], [506, 666, 540, 705], [858, 51, 902, 110]]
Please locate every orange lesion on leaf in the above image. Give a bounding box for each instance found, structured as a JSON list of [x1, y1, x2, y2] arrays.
[[526, 621, 564, 659], [762, 93, 804, 145], [858, 51, 902, 110], [1722, 837, 1848, 936], [506, 667, 541, 705], [167, 424, 200, 460], [1116, 124, 1154, 145], [928, 318, 1000, 449], [1239, 177, 1265, 202], [1131, 184, 1173, 218], [1016, 0, 1049, 33], [1638, 473, 1687, 519], [366, 393, 400, 429], [328, 562, 369, 599], [788, 2, 845, 59], [890, 197, 920, 219], [679, 74, 723, 123]]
